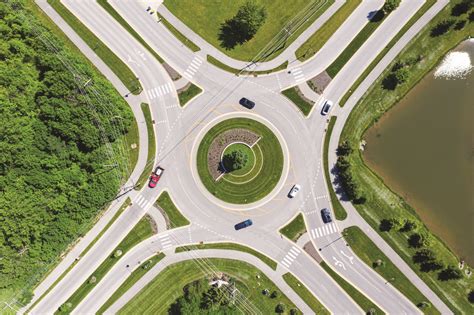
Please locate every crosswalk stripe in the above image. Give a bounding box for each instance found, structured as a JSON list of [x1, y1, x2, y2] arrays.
[[158, 234, 169, 239], [283, 257, 293, 265], [189, 62, 199, 71], [333, 223, 339, 231], [287, 252, 296, 259], [154, 87, 160, 96], [328, 224, 334, 234], [318, 227, 323, 237], [325, 225, 330, 235], [280, 260, 290, 268], [292, 246, 300, 253], [135, 195, 143, 203], [162, 243, 172, 249], [192, 58, 202, 65], [161, 240, 172, 245], [168, 82, 174, 91], [292, 69, 302, 75], [289, 249, 299, 256], [184, 69, 194, 77], [311, 229, 316, 239], [183, 71, 193, 79]]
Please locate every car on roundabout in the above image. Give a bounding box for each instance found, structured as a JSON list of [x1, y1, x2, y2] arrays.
[[234, 219, 253, 230], [288, 184, 301, 198], [321, 208, 332, 223], [321, 100, 333, 115], [148, 166, 164, 188], [239, 97, 255, 109]]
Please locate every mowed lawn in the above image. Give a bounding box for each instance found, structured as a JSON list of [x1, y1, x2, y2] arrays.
[[118, 259, 298, 314], [163, 0, 333, 61]]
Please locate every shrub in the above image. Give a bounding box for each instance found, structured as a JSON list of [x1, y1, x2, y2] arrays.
[[430, 19, 456, 37], [383, 0, 401, 13], [275, 303, 286, 313], [438, 265, 463, 281]]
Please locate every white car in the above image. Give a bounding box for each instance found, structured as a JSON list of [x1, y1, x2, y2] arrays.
[[288, 184, 301, 198], [321, 100, 333, 115]]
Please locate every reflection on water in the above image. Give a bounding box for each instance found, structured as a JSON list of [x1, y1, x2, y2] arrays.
[[364, 40, 474, 264]]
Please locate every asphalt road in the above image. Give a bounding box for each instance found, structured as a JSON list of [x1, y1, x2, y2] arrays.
[[27, 0, 452, 314]]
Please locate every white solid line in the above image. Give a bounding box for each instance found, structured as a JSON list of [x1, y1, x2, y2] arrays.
[[292, 246, 300, 253], [158, 234, 169, 239]]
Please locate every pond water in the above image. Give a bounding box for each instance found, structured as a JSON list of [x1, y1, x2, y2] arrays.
[[363, 40, 474, 264]]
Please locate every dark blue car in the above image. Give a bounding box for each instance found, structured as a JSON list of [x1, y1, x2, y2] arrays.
[[234, 219, 253, 230], [239, 98, 255, 109]]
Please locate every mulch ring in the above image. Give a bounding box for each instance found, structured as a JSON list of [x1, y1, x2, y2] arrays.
[[208, 129, 260, 180]]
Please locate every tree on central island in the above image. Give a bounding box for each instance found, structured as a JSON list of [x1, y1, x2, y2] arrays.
[[222, 149, 248, 172]]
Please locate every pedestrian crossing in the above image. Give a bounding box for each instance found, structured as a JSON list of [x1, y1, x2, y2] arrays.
[[280, 246, 301, 268], [291, 67, 306, 84], [310, 222, 339, 239], [183, 56, 203, 79], [158, 233, 172, 249], [146, 82, 174, 100], [135, 195, 151, 210]]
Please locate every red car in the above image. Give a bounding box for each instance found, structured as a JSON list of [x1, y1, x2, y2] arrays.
[[148, 166, 164, 188]]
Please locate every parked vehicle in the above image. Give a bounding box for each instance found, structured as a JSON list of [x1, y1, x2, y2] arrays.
[[321, 208, 332, 223], [288, 184, 301, 198], [234, 219, 253, 230], [239, 97, 255, 109], [321, 100, 333, 115], [149, 166, 164, 188]]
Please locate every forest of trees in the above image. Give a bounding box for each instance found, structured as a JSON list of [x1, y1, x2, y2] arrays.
[[0, 1, 133, 302]]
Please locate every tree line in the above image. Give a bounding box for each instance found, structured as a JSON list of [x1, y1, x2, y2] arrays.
[[0, 1, 133, 302]]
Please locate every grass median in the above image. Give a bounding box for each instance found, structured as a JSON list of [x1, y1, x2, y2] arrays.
[[175, 243, 277, 270], [323, 117, 347, 220], [118, 258, 297, 314], [282, 272, 329, 314], [155, 191, 190, 229], [157, 12, 200, 52], [344, 226, 440, 314], [164, 0, 333, 61], [47, 0, 141, 94], [207, 55, 288, 75], [320, 262, 384, 314], [97, 253, 166, 314], [326, 8, 386, 78], [178, 83, 202, 106], [296, 0, 362, 61], [135, 103, 155, 190], [57, 216, 156, 313], [279, 213, 307, 242], [339, 0, 437, 106], [281, 87, 314, 116], [340, 1, 474, 312]]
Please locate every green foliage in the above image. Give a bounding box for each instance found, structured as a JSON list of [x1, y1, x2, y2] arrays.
[[223, 149, 248, 171], [383, 0, 401, 13], [219, 1, 267, 49], [438, 266, 463, 281], [0, 1, 133, 302]]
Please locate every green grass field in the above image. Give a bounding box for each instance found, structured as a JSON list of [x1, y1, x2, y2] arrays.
[[175, 243, 277, 270], [157, 12, 200, 52], [344, 226, 439, 314], [155, 191, 190, 229], [164, 0, 333, 61], [118, 259, 297, 314], [135, 103, 156, 190], [339, 0, 437, 106], [97, 253, 166, 314], [197, 118, 283, 204], [281, 87, 313, 116], [57, 216, 155, 313], [279, 213, 307, 242], [123, 117, 139, 175], [340, 1, 474, 312], [296, 0, 362, 61], [320, 262, 384, 314], [178, 83, 202, 106], [47, 0, 141, 94], [282, 273, 329, 314], [326, 8, 386, 78], [97, 0, 165, 63], [323, 117, 347, 220]]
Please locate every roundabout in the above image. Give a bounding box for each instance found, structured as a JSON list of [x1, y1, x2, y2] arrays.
[[195, 115, 286, 206]]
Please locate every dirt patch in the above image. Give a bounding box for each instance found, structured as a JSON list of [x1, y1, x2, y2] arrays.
[[303, 241, 323, 263], [163, 62, 181, 81], [156, 205, 172, 230], [307, 71, 332, 94], [208, 129, 260, 180]]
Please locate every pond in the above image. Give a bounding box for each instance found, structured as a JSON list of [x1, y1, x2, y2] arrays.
[[363, 40, 474, 264]]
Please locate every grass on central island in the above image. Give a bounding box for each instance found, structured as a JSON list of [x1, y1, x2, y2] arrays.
[[163, 0, 334, 61], [118, 259, 298, 314], [197, 118, 283, 204], [279, 213, 307, 242], [135, 103, 155, 190], [155, 191, 190, 229], [57, 216, 156, 313]]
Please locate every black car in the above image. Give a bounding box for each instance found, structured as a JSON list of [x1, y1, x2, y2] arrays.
[[239, 98, 255, 109], [321, 208, 332, 223], [234, 219, 253, 230]]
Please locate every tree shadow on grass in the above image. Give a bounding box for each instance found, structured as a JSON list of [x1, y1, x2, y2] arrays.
[[218, 19, 250, 50]]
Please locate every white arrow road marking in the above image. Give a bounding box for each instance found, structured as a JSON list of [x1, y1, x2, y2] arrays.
[[340, 250, 354, 264], [333, 256, 346, 270]]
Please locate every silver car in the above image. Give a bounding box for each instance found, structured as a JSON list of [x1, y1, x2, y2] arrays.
[[321, 100, 333, 115], [288, 184, 301, 198]]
